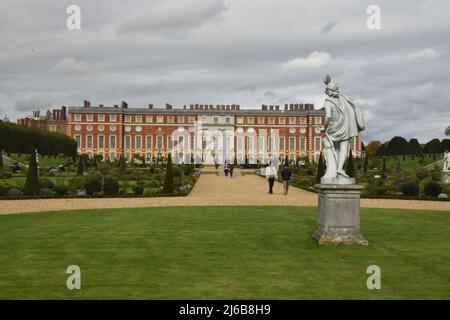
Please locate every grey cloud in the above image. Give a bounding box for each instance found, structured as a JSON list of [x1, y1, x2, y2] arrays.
[[320, 20, 339, 34]]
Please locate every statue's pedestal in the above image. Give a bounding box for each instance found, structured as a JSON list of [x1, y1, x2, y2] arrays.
[[442, 171, 450, 184], [312, 184, 368, 246]]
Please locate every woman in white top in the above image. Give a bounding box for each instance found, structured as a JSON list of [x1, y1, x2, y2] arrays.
[[265, 162, 278, 194]]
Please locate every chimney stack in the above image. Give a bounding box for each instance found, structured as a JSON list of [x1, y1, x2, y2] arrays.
[[83, 100, 91, 108], [121, 101, 128, 109], [165, 103, 172, 110], [262, 104, 268, 111], [148, 104, 153, 109]]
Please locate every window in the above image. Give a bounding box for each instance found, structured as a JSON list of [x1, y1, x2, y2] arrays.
[[136, 116, 142, 123], [75, 135, 81, 148], [300, 117, 307, 125], [74, 114, 81, 122], [315, 137, 321, 150], [168, 136, 173, 150], [167, 116, 174, 124], [188, 116, 195, 124], [110, 135, 116, 149], [178, 116, 185, 123], [279, 137, 285, 151], [247, 136, 254, 151], [146, 136, 152, 150], [146, 116, 153, 123], [289, 137, 295, 151], [247, 117, 254, 124], [237, 136, 244, 151], [300, 137, 306, 151], [279, 117, 285, 125], [213, 117, 219, 124], [178, 136, 184, 150], [225, 117, 231, 124], [110, 153, 116, 162], [315, 117, 322, 125], [258, 136, 265, 151], [269, 117, 275, 125], [258, 117, 265, 124], [98, 114, 105, 122], [190, 136, 194, 150], [157, 116, 164, 123], [289, 117, 296, 125], [86, 135, 93, 149], [98, 135, 104, 149], [125, 115, 131, 123], [157, 136, 163, 149], [110, 114, 117, 122], [237, 117, 244, 124], [86, 114, 93, 122], [136, 136, 142, 149], [125, 136, 131, 149]]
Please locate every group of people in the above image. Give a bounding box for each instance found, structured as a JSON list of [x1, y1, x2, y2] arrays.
[[265, 162, 292, 195]]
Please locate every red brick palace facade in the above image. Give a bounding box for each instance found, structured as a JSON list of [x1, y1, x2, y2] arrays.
[[67, 100, 362, 164]]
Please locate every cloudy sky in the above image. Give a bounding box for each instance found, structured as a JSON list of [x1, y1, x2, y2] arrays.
[[0, 0, 449, 143]]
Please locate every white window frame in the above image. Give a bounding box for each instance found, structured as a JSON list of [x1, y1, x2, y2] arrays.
[[125, 135, 131, 149], [135, 135, 142, 150], [98, 135, 104, 149], [110, 135, 116, 149]]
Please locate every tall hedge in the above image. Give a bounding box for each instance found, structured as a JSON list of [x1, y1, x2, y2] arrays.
[[317, 152, 325, 183], [24, 148, 40, 195], [345, 150, 355, 178], [163, 153, 174, 193], [0, 121, 76, 157]]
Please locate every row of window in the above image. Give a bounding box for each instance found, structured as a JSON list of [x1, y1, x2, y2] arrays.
[[75, 135, 322, 151], [72, 114, 323, 125]]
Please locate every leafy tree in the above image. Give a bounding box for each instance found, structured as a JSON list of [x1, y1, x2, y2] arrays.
[[119, 155, 127, 176], [284, 155, 289, 166], [0, 149, 3, 174], [441, 139, 450, 152], [386, 136, 409, 155], [103, 177, 119, 195], [375, 143, 388, 156], [363, 154, 369, 173], [163, 153, 174, 193], [316, 152, 325, 183], [24, 148, 39, 195], [423, 138, 442, 154], [365, 141, 382, 156], [407, 138, 422, 155], [345, 150, 355, 178], [77, 154, 88, 176]]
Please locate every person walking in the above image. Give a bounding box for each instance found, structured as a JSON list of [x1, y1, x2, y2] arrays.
[[281, 165, 292, 195], [224, 162, 229, 177], [229, 163, 234, 178], [265, 161, 278, 194]]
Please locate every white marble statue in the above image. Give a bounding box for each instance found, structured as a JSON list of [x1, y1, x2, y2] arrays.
[[321, 75, 365, 184], [443, 150, 450, 172]]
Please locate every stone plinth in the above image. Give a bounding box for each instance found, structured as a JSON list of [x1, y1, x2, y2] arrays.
[[442, 172, 450, 184], [312, 184, 368, 246]]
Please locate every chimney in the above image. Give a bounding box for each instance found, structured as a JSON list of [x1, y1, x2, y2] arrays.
[[285, 104, 288, 110], [183, 105, 186, 109], [236, 105, 240, 110], [61, 106, 67, 120], [148, 104, 153, 109], [166, 103, 172, 110], [262, 104, 268, 111], [289, 104, 293, 110], [221, 105, 225, 110], [121, 101, 128, 109], [99, 104, 104, 108], [269, 105, 274, 111], [275, 105, 279, 111], [209, 105, 214, 110], [114, 104, 119, 108], [226, 105, 230, 110], [299, 103, 304, 110], [83, 100, 91, 108]]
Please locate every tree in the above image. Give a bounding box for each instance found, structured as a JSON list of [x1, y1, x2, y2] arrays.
[[316, 152, 325, 183], [119, 155, 127, 176], [365, 141, 382, 156], [423, 138, 442, 154], [163, 153, 174, 193], [77, 154, 88, 176], [386, 136, 409, 155], [363, 154, 369, 173], [441, 139, 450, 152], [345, 150, 355, 178], [24, 148, 39, 195], [284, 155, 289, 166], [375, 143, 388, 156], [407, 138, 422, 155], [0, 149, 3, 174]]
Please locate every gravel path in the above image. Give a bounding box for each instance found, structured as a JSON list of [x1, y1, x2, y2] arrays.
[[0, 172, 449, 215]]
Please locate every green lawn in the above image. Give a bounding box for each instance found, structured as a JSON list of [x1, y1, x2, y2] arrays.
[[370, 157, 436, 172], [7, 153, 72, 168], [0, 206, 448, 299]]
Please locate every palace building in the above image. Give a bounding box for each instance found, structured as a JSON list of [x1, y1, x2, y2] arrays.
[[67, 100, 362, 164]]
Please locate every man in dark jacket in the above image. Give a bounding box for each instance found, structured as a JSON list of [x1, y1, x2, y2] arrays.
[[281, 165, 292, 195]]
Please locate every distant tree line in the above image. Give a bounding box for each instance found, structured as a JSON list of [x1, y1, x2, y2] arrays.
[[365, 136, 450, 157]]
